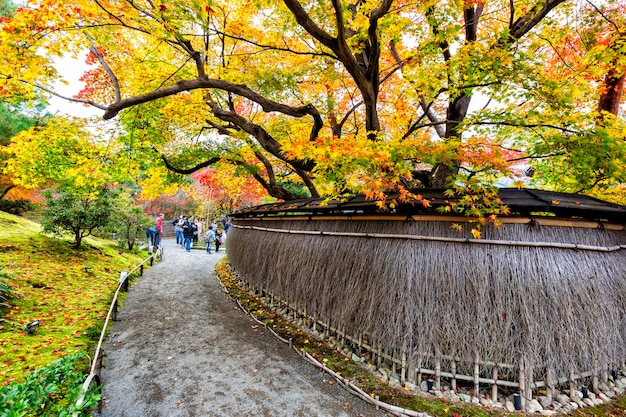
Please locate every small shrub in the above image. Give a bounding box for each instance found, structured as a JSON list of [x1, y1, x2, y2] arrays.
[[0, 199, 35, 216], [0, 353, 100, 417]]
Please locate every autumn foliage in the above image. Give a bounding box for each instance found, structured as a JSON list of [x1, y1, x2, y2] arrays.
[[0, 0, 623, 206]]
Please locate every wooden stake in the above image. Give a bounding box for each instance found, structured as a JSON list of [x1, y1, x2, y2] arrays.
[[492, 365, 498, 402], [474, 355, 480, 398]]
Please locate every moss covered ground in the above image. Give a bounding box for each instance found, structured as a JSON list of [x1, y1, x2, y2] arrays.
[[0, 210, 148, 386]]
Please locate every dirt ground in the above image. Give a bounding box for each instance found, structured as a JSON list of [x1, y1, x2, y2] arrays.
[[96, 238, 388, 417]]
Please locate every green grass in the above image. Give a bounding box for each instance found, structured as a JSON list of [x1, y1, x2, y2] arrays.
[[0, 210, 149, 386]]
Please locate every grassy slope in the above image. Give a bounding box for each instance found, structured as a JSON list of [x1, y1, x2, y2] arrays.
[[0, 210, 148, 386]]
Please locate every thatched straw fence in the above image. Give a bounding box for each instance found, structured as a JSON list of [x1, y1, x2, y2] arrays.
[[226, 189, 626, 410]]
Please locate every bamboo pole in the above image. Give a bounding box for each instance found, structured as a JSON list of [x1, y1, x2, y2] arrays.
[[451, 359, 457, 392], [474, 355, 480, 397], [492, 365, 498, 402], [435, 355, 441, 391], [519, 358, 527, 411], [546, 368, 555, 406], [592, 361, 599, 394]]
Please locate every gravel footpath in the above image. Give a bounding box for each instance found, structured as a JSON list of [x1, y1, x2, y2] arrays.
[[96, 238, 387, 416]]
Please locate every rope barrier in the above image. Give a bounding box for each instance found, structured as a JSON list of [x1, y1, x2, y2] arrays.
[[73, 254, 157, 416]]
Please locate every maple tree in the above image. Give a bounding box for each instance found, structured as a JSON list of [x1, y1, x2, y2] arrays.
[[0, 0, 623, 204], [192, 165, 269, 217]]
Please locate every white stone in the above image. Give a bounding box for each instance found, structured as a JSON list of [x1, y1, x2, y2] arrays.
[[434, 390, 444, 398], [583, 398, 595, 407], [538, 396, 552, 408], [471, 396, 480, 405], [458, 393, 472, 403], [572, 389, 583, 400], [420, 381, 428, 391], [588, 392, 597, 401], [446, 393, 461, 403], [404, 382, 417, 391], [594, 398, 604, 406], [573, 398, 585, 408], [568, 401, 579, 410], [606, 390, 616, 398], [539, 410, 557, 416], [505, 400, 516, 412], [480, 397, 494, 407], [599, 392, 611, 402], [556, 394, 570, 405], [526, 399, 544, 413]]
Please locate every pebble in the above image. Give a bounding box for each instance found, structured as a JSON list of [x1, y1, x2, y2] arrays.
[[526, 399, 543, 413]]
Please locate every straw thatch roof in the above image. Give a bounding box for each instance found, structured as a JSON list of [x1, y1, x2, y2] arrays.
[[233, 188, 626, 222], [227, 189, 626, 393]]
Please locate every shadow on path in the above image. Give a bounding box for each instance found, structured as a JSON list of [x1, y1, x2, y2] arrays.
[[97, 238, 387, 417]]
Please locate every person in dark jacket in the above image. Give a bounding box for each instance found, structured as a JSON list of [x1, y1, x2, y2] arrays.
[[182, 215, 194, 252], [215, 230, 223, 253]]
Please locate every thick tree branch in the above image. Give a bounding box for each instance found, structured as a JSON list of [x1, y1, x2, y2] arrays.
[[103, 78, 323, 143], [152, 146, 220, 174], [281, 0, 338, 50], [508, 0, 567, 41], [204, 95, 316, 172]]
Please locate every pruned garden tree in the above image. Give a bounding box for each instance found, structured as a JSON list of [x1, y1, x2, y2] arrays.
[[108, 193, 154, 250], [41, 187, 115, 249], [0, 0, 624, 206]]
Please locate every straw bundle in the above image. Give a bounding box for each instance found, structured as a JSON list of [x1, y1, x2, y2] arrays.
[[227, 217, 626, 386]]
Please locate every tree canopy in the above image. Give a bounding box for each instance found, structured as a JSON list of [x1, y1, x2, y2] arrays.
[[0, 0, 624, 205]]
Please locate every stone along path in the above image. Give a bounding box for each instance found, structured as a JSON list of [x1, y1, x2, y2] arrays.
[[96, 238, 387, 417]]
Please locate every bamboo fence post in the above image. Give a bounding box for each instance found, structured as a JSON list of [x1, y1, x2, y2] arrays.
[[406, 351, 415, 385], [592, 361, 600, 394], [474, 355, 480, 398], [569, 368, 576, 399], [519, 358, 527, 411], [491, 364, 498, 402], [401, 344, 407, 385], [435, 353, 442, 391], [358, 333, 363, 356], [377, 343, 383, 369], [417, 353, 423, 390], [601, 365, 608, 384], [451, 358, 457, 392], [546, 368, 555, 406]]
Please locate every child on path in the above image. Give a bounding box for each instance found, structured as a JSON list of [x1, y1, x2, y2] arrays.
[[205, 226, 216, 253]]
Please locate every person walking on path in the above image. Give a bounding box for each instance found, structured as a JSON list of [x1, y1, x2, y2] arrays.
[[181, 215, 193, 251], [96, 238, 386, 417], [154, 213, 164, 247], [214, 229, 223, 253], [205, 225, 216, 253]]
